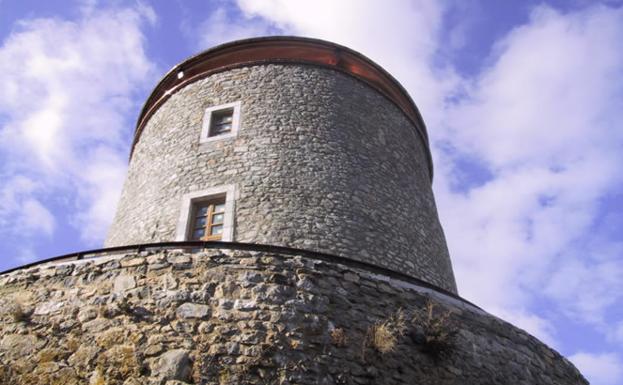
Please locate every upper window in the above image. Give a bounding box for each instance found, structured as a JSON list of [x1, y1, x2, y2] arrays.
[[200, 101, 241, 143], [209, 109, 233, 136]]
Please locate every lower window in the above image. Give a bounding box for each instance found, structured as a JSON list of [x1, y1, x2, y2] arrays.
[[175, 185, 236, 242], [190, 197, 226, 241]]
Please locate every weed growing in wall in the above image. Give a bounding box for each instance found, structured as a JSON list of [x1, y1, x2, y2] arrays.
[[9, 303, 32, 323], [364, 309, 408, 356], [411, 300, 458, 358], [330, 327, 348, 347]]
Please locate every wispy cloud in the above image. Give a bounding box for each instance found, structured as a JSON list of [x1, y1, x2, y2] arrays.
[[0, 4, 156, 247], [0, 176, 54, 236], [196, 6, 280, 49], [569, 351, 623, 385], [435, 4, 623, 345]]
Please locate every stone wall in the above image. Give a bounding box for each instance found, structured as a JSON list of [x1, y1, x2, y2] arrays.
[[106, 64, 457, 293], [0, 248, 587, 385]]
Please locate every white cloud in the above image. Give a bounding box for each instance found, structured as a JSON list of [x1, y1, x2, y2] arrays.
[[613, 321, 623, 344], [16, 248, 37, 264], [197, 7, 278, 49], [440, 5, 623, 169], [0, 176, 55, 236], [569, 352, 623, 385], [73, 146, 128, 243], [19, 199, 55, 236], [544, 258, 623, 327], [434, 5, 623, 332], [0, 4, 156, 246]]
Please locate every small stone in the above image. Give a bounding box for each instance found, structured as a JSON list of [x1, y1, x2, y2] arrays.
[[120, 257, 146, 267], [296, 277, 315, 290], [114, 274, 136, 292], [198, 321, 213, 334], [153, 349, 191, 381], [176, 303, 210, 319], [68, 345, 100, 370], [156, 290, 190, 307], [162, 273, 179, 289], [0, 334, 38, 357], [447, 366, 463, 375], [82, 318, 113, 333], [240, 271, 263, 284], [343, 272, 359, 283], [145, 344, 164, 356], [77, 307, 98, 323], [101, 260, 121, 271], [167, 255, 191, 265], [34, 300, 64, 315], [269, 273, 289, 285], [55, 264, 74, 276], [148, 263, 170, 271], [146, 254, 166, 264], [234, 299, 259, 311], [89, 369, 105, 385]]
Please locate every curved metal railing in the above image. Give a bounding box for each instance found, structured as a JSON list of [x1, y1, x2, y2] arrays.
[[0, 241, 475, 307]]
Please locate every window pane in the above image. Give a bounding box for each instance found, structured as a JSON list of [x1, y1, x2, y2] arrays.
[[192, 228, 205, 240], [210, 109, 234, 137], [214, 203, 225, 213], [212, 128, 229, 136], [196, 206, 208, 216], [210, 225, 223, 235], [213, 124, 231, 134], [217, 115, 233, 124], [194, 216, 207, 227], [212, 213, 224, 224]]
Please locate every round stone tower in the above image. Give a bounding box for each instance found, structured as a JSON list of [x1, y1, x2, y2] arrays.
[[0, 37, 587, 385], [106, 36, 457, 294]]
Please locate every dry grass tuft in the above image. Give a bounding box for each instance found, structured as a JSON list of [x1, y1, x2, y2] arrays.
[[330, 327, 347, 347], [412, 300, 458, 357], [9, 303, 33, 323], [366, 309, 407, 354]]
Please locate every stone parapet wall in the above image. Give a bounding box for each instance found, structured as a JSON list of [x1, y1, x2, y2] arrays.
[[0, 248, 586, 384], [106, 63, 456, 293]]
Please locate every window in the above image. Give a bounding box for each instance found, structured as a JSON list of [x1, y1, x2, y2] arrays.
[[200, 101, 241, 143], [209, 109, 233, 136], [189, 198, 226, 240], [175, 185, 236, 242]]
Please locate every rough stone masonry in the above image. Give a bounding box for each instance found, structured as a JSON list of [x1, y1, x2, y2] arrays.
[[0, 249, 587, 384]]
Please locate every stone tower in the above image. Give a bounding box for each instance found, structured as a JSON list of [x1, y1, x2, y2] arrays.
[[0, 37, 587, 385], [105, 36, 456, 293]]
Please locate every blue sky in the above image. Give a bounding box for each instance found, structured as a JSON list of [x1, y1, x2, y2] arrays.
[[1, 1, 622, 383]]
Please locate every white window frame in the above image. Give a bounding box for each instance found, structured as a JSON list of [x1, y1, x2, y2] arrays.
[[175, 184, 236, 242], [200, 101, 241, 143]]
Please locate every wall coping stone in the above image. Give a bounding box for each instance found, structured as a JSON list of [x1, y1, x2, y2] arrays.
[[0, 241, 474, 308]]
